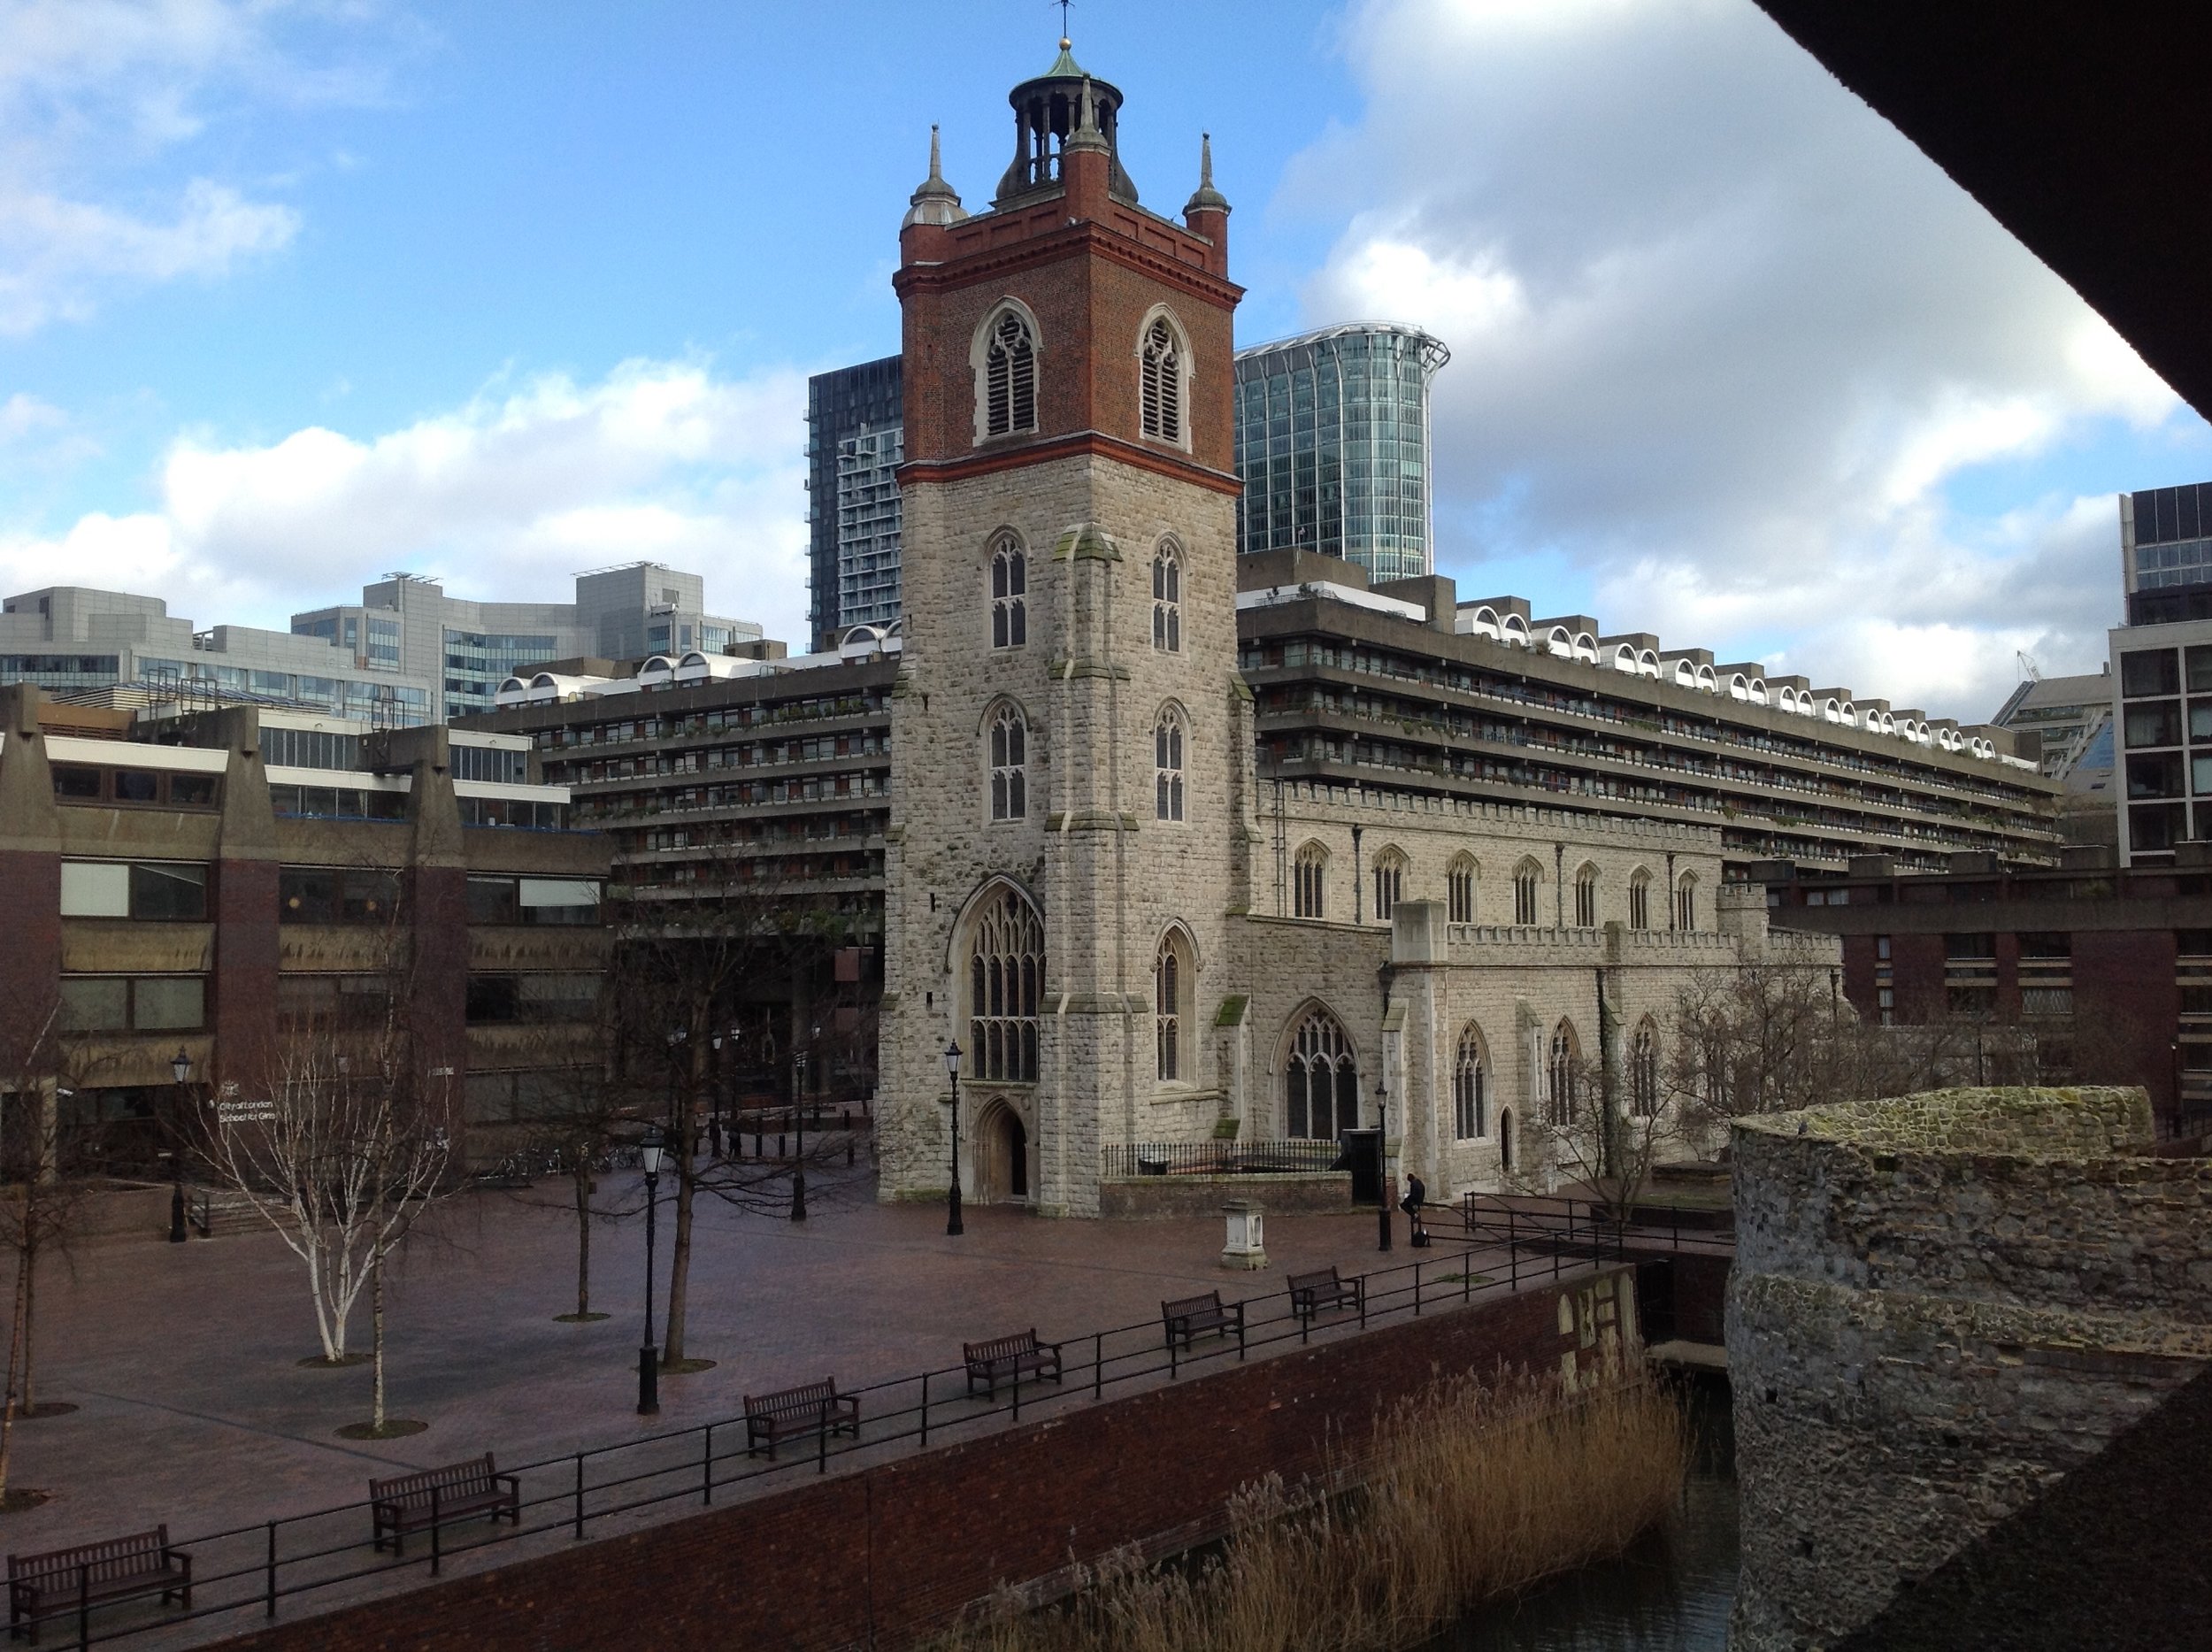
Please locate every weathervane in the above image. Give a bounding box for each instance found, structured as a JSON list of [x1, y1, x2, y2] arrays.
[[1055, 0, 1073, 43]]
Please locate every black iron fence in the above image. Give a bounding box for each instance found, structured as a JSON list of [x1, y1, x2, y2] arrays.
[[27, 1230, 1612, 1649], [1101, 1139, 1345, 1179], [1458, 1194, 1737, 1259]]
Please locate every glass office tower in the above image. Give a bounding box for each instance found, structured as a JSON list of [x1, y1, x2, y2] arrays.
[[1233, 322, 1450, 583], [807, 356, 905, 651]]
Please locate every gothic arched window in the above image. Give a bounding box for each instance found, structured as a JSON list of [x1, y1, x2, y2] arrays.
[[1152, 542, 1182, 652], [1676, 872, 1699, 931], [1631, 1018, 1660, 1118], [988, 704, 1027, 821], [1141, 316, 1182, 443], [1155, 932, 1192, 1082], [1629, 869, 1652, 931], [1285, 1008, 1358, 1141], [1154, 707, 1186, 822], [1573, 864, 1598, 928], [1513, 859, 1542, 927], [983, 309, 1037, 439], [1547, 1019, 1580, 1126], [1453, 1024, 1487, 1140], [1372, 848, 1406, 922], [1448, 855, 1477, 925], [990, 539, 1026, 649], [1294, 842, 1327, 919], [968, 887, 1044, 1082]]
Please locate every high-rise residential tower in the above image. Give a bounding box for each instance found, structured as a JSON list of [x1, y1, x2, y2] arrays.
[[1232, 321, 1450, 581], [806, 355, 906, 650]]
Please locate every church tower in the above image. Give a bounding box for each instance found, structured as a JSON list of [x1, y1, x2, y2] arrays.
[[876, 43, 1253, 1217]]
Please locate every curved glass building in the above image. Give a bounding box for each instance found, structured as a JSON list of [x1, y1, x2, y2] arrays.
[[1233, 322, 1450, 582]]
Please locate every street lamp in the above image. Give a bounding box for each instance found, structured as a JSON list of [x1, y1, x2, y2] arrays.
[[637, 1125, 666, 1416], [942, 1041, 964, 1237], [790, 1033, 810, 1223], [708, 1029, 726, 1157], [167, 1049, 191, 1244], [1375, 1077, 1393, 1253]]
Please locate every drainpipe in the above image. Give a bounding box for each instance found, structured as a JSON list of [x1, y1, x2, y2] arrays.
[[1554, 841, 1565, 928], [1352, 823, 1363, 926]]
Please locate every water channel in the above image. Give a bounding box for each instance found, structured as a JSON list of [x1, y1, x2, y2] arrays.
[[1424, 1374, 1739, 1652]]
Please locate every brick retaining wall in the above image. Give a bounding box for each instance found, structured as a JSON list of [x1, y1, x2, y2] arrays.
[[212, 1266, 1635, 1652]]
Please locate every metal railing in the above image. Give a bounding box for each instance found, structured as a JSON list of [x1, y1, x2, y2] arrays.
[[25, 1233, 1612, 1649], [1101, 1140, 1346, 1179], [1458, 1193, 1736, 1259]]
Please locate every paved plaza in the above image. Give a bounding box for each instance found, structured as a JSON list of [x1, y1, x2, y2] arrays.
[[5, 1161, 1463, 1558]]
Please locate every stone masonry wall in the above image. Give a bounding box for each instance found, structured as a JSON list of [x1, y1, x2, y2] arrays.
[[1727, 1086, 2212, 1652]]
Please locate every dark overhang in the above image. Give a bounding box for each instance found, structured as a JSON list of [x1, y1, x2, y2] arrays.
[[1752, 3, 2212, 420]]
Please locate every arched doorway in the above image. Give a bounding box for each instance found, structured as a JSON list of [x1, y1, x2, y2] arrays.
[[978, 1103, 1028, 1203]]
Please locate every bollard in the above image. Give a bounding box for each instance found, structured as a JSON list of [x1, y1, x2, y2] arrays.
[[265, 1521, 278, 1617], [574, 1455, 585, 1539], [778, 1132, 787, 1158], [703, 1423, 715, 1506]]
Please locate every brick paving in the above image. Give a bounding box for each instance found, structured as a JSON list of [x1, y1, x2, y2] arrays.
[[4, 1161, 1497, 1559]]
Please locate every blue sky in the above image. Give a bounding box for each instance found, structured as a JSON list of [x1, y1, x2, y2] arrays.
[[4, 0, 2207, 719]]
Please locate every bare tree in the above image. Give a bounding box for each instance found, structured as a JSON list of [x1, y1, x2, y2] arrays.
[[0, 1006, 97, 1506], [608, 851, 870, 1372], [196, 884, 454, 1434]]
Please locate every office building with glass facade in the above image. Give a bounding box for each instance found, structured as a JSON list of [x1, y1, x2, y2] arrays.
[[1232, 322, 1450, 582], [806, 355, 905, 651]]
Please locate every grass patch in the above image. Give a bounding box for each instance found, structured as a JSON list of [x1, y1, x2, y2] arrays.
[[554, 1311, 612, 1324], [661, 1357, 718, 1375], [932, 1371, 1688, 1652], [296, 1353, 371, 1369], [14, 1402, 78, 1419], [0, 1490, 52, 1513], [1432, 1272, 1492, 1287]]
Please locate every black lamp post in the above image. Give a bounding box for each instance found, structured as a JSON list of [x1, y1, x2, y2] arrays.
[[167, 1049, 191, 1244], [943, 1041, 964, 1237], [1375, 1077, 1393, 1253], [638, 1126, 665, 1416], [790, 1029, 811, 1223]]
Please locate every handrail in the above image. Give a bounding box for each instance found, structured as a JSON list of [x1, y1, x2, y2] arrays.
[[18, 1235, 1623, 1648]]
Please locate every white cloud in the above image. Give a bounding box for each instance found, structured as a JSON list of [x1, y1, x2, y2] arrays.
[[0, 0, 390, 331], [1289, 0, 2196, 718], [0, 359, 813, 645]]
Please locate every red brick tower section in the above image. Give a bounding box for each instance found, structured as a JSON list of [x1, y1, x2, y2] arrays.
[[895, 87, 1238, 488]]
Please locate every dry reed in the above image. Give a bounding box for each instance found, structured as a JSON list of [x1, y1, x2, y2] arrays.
[[932, 1371, 1690, 1652]]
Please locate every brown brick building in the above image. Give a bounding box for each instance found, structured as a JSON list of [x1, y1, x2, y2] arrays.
[[1768, 848, 2212, 1128], [0, 684, 608, 1172]]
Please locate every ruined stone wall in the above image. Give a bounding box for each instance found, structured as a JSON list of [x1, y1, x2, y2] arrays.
[[1728, 1086, 2212, 1651]]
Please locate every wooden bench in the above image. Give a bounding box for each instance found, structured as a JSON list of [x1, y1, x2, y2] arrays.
[[1161, 1290, 1245, 1353], [8, 1527, 190, 1645], [743, 1379, 861, 1459], [964, 1329, 1064, 1397], [1288, 1265, 1365, 1328], [368, 1455, 520, 1556]]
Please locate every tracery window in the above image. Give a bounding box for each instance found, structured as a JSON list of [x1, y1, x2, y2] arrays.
[[1547, 1020, 1579, 1126], [1285, 1009, 1359, 1141], [988, 705, 1027, 821], [1152, 543, 1182, 652], [983, 309, 1037, 438], [1294, 843, 1327, 919], [1453, 1026, 1486, 1140], [1629, 870, 1652, 931], [968, 887, 1043, 1082], [990, 540, 1027, 649], [1513, 860, 1541, 927], [1154, 708, 1186, 822], [1140, 316, 1181, 443], [1573, 864, 1598, 928], [1372, 849, 1406, 922], [1448, 856, 1476, 925], [1631, 1019, 1660, 1118], [1155, 934, 1189, 1081], [1676, 873, 1699, 931]]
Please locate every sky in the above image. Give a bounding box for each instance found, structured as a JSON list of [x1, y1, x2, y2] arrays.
[[2, 0, 2207, 722]]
